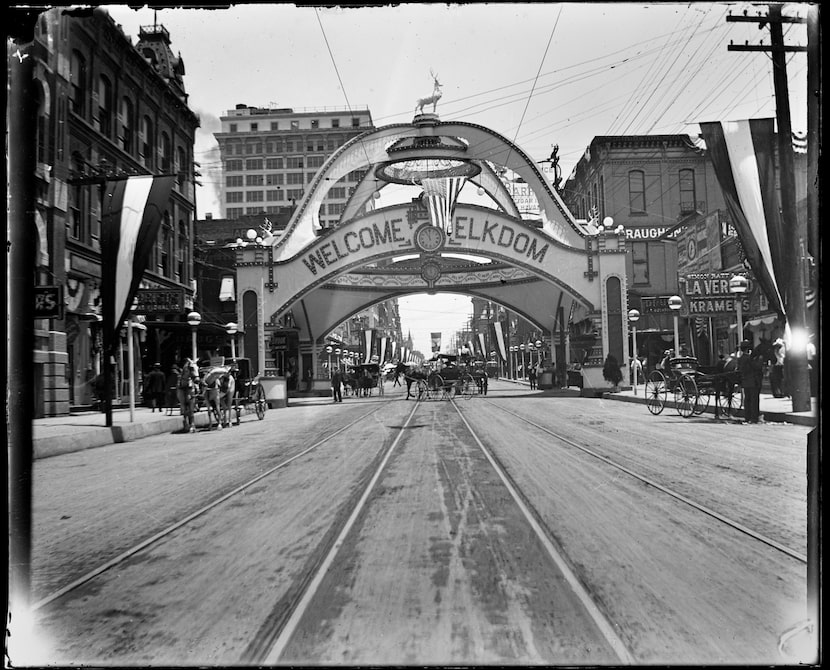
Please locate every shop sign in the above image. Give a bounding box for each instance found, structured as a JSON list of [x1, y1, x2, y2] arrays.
[[640, 296, 672, 313], [624, 226, 681, 241], [34, 285, 63, 319], [134, 289, 186, 315], [683, 272, 754, 315]]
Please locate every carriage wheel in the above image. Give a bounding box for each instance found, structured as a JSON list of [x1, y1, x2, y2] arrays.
[[693, 388, 711, 415], [254, 384, 266, 420], [717, 384, 741, 418], [427, 373, 444, 400], [645, 371, 667, 415], [416, 379, 428, 401], [674, 374, 698, 418], [461, 374, 477, 399]]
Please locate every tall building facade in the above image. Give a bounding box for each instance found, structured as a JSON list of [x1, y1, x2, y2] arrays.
[[28, 8, 199, 416], [213, 105, 374, 225]]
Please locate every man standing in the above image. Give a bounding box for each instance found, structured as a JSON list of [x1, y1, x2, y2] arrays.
[[145, 363, 167, 412], [737, 340, 764, 424], [331, 367, 343, 403]]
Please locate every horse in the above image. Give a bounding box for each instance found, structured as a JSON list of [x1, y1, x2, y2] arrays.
[[342, 372, 359, 396], [201, 367, 236, 430], [393, 361, 407, 387], [357, 371, 376, 397], [403, 366, 428, 399], [177, 360, 200, 433]]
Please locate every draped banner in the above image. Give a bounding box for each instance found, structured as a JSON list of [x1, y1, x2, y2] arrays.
[[363, 329, 376, 364], [101, 175, 176, 353], [379, 337, 388, 365], [421, 177, 466, 234], [468, 340, 476, 358], [478, 332, 487, 358], [491, 321, 507, 362], [699, 118, 786, 317], [430, 331, 442, 352], [391, 340, 398, 361]]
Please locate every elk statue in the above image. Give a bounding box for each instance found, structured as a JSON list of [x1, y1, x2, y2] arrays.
[[415, 71, 442, 115]]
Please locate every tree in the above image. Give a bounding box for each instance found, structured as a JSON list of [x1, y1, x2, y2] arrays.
[[603, 354, 622, 389]]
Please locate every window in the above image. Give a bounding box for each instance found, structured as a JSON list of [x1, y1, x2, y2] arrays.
[[352, 117, 360, 127], [628, 170, 646, 213], [306, 173, 316, 183], [631, 241, 649, 285], [70, 51, 87, 116], [226, 192, 244, 203], [327, 203, 345, 216], [226, 159, 243, 171], [226, 175, 243, 187], [331, 118, 340, 128], [230, 123, 237, 132], [329, 187, 346, 199], [246, 191, 264, 202], [679, 169, 696, 213], [245, 158, 263, 170], [266, 157, 283, 169], [290, 120, 299, 129], [266, 189, 284, 201], [246, 206, 265, 215], [227, 207, 243, 218], [178, 220, 187, 281], [307, 155, 324, 168], [142, 116, 154, 166], [286, 157, 304, 169], [311, 119, 319, 129], [160, 132, 172, 172], [177, 147, 187, 185], [246, 174, 264, 186], [266, 173, 283, 185], [286, 188, 304, 201], [160, 221, 170, 276], [250, 122, 258, 132], [286, 172, 304, 185], [270, 121, 279, 131], [98, 75, 112, 137]]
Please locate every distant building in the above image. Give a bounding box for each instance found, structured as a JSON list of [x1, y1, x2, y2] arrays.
[[213, 104, 374, 225], [29, 8, 199, 415]]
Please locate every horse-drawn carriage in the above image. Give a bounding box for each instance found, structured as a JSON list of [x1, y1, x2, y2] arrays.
[[227, 357, 267, 422], [346, 363, 381, 397], [418, 354, 479, 400], [644, 354, 742, 418]]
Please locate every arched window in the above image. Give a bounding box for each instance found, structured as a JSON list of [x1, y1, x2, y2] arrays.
[[70, 50, 86, 117], [98, 75, 112, 137], [176, 146, 187, 185], [177, 219, 187, 282], [141, 116, 154, 166], [120, 97, 134, 153], [679, 168, 696, 214], [628, 170, 646, 213], [160, 131, 172, 172]]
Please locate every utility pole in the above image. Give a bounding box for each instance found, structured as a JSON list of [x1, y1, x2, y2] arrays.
[[727, 4, 812, 414]]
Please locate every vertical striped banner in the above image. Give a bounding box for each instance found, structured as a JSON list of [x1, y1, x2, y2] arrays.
[[379, 337, 388, 365], [478, 332, 487, 358], [363, 329, 376, 364], [491, 321, 508, 362]]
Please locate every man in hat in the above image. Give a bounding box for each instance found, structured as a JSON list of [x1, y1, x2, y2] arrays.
[[770, 338, 786, 398], [737, 340, 764, 424], [145, 363, 167, 413], [165, 364, 181, 415]]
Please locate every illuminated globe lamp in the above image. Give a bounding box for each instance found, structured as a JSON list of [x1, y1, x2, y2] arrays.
[[226, 322, 238, 360], [668, 295, 683, 355], [325, 345, 333, 377], [628, 309, 641, 394], [535, 338, 544, 366], [729, 274, 749, 350]]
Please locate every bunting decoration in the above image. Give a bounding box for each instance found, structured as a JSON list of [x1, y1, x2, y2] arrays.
[[477, 332, 487, 358], [363, 329, 376, 364], [468, 340, 476, 358], [100, 175, 176, 352], [421, 177, 466, 235], [699, 119, 787, 317], [379, 337, 388, 365], [491, 321, 507, 362]]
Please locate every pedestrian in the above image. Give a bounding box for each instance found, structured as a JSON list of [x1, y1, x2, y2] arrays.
[[165, 364, 180, 415], [770, 338, 786, 398], [376, 373, 385, 397], [527, 364, 537, 390], [806, 336, 817, 397], [145, 363, 167, 412], [331, 367, 343, 403], [737, 340, 764, 424]]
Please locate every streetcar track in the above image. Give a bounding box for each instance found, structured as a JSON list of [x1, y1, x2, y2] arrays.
[[472, 399, 807, 564], [31, 404, 389, 611]]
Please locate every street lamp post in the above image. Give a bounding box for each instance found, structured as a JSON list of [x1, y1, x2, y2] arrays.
[[226, 322, 238, 360], [519, 343, 526, 378], [729, 274, 748, 351], [628, 309, 641, 395], [535, 339, 543, 368], [187, 311, 201, 363], [668, 296, 682, 355], [325, 345, 333, 377]]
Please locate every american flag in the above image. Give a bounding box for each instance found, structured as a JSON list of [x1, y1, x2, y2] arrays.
[[421, 177, 466, 234]]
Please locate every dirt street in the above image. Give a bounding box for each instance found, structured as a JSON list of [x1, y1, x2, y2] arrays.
[[21, 382, 812, 666]]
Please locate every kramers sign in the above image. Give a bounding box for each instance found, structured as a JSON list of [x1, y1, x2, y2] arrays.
[[683, 272, 754, 315]]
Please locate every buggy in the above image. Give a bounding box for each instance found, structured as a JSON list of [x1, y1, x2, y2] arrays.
[[644, 354, 742, 418], [226, 357, 267, 422]]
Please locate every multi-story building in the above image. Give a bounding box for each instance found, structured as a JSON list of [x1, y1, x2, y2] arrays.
[[213, 105, 374, 225], [562, 134, 728, 368], [29, 8, 199, 416]]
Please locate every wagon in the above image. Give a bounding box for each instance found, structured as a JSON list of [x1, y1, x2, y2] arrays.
[[644, 355, 742, 418], [226, 357, 267, 422], [349, 363, 380, 396], [419, 354, 479, 400]]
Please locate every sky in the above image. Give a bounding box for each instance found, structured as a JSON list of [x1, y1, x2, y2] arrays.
[[102, 2, 811, 355]]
